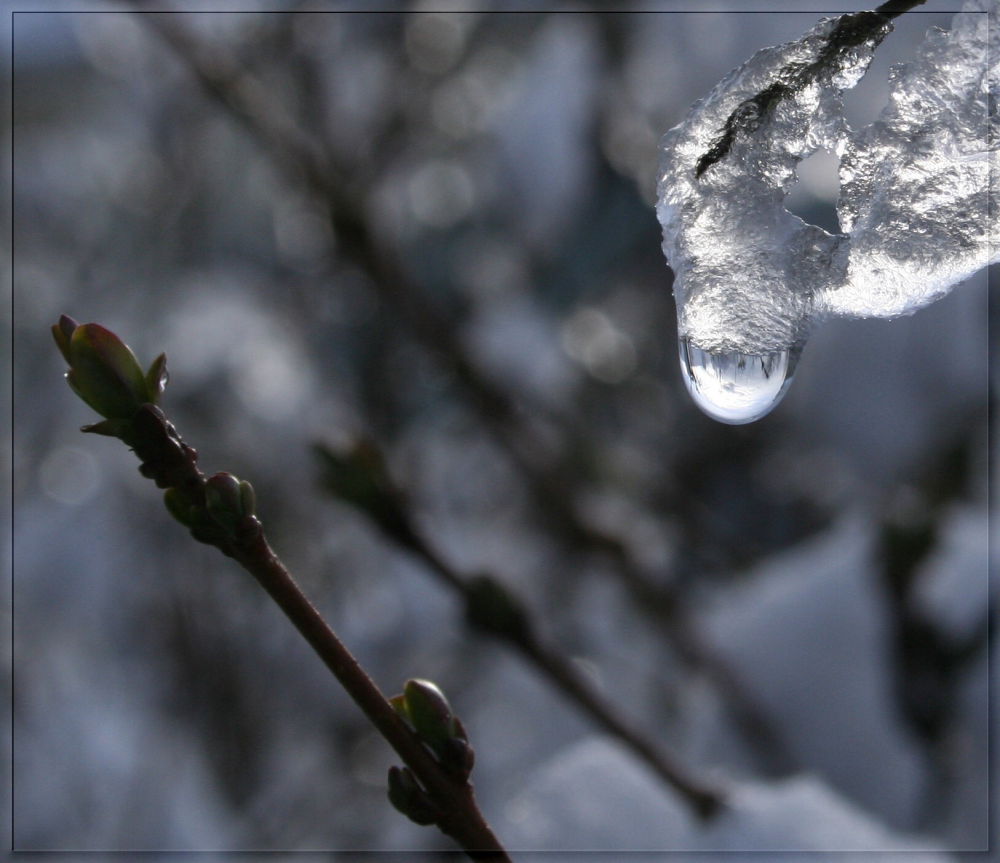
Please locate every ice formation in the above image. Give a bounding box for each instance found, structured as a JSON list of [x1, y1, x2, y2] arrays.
[[657, 1, 996, 423]]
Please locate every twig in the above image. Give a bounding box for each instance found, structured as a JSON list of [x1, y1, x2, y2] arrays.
[[135, 8, 792, 775], [229, 535, 509, 859], [316, 441, 726, 820], [875, 421, 991, 826], [51, 318, 511, 861]]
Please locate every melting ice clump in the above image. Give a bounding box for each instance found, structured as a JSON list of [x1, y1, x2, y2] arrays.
[[657, 1, 997, 424]]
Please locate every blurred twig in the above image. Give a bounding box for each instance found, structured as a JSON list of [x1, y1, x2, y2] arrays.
[[136, 7, 794, 776], [875, 417, 991, 827], [316, 439, 726, 819]]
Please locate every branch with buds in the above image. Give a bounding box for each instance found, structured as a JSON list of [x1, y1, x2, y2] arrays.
[[51, 316, 510, 861]]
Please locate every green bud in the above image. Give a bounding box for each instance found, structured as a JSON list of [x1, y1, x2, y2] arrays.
[[392, 682, 474, 778], [54, 318, 154, 420], [204, 472, 248, 534], [403, 679, 458, 752]]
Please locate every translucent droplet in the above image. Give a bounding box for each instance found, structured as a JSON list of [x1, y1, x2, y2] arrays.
[[679, 338, 801, 424]]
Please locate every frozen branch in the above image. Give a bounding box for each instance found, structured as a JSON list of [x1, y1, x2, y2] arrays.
[[696, 1, 926, 178], [658, 0, 994, 422]]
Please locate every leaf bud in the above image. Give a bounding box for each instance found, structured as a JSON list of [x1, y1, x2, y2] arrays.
[[204, 472, 251, 535], [53, 317, 156, 421], [387, 766, 438, 826], [403, 678, 457, 752]]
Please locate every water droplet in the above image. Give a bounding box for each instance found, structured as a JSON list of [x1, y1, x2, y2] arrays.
[[679, 338, 801, 424]]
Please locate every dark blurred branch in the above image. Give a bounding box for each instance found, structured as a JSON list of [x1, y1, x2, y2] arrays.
[[696, 1, 926, 177], [876, 422, 990, 763], [315, 439, 726, 819], [52, 317, 510, 861], [137, 8, 793, 776]]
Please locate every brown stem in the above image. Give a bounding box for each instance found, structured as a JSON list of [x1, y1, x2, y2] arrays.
[[227, 533, 510, 860], [115, 404, 511, 861]]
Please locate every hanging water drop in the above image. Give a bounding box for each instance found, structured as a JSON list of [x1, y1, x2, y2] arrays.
[[679, 338, 800, 425]]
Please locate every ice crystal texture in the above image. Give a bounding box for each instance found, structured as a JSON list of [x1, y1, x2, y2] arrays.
[[830, 3, 996, 318], [657, 2, 996, 421]]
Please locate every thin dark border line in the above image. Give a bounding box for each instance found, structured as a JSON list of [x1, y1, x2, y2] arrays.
[[2, 7, 978, 13], [8, 3, 993, 856], [8, 7, 13, 858]]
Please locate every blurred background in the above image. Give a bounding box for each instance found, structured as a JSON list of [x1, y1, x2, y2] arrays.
[[11, 1, 993, 857]]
